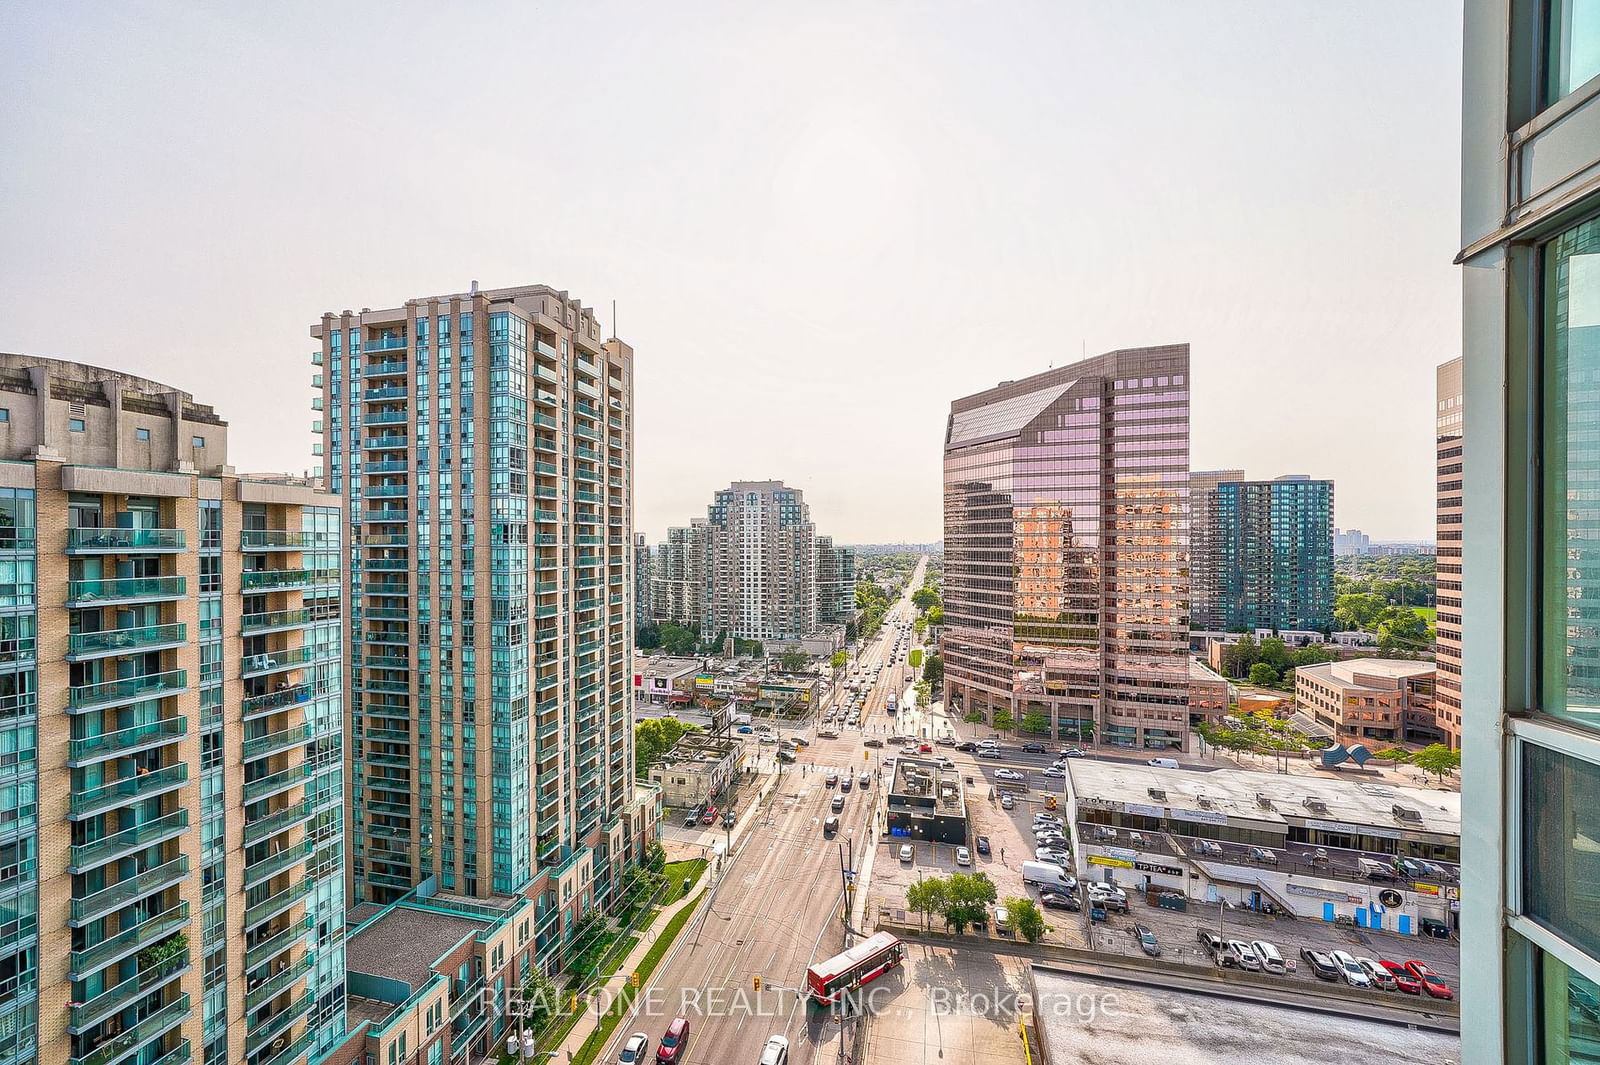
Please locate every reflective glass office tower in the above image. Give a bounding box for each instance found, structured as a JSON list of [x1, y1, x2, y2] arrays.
[[941, 345, 1191, 750], [313, 285, 654, 974], [1459, 1, 1600, 1060], [0, 355, 346, 1065]]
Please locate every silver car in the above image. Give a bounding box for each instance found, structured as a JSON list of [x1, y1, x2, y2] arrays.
[[1330, 949, 1372, 988]]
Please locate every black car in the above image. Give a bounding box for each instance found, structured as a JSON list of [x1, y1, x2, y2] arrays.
[[1040, 891, 1081, 912], [955, 742, 978, 752], [1299, 948, 1341, 981], [1020, 742, 1046, 753], [974, 836, 991, 856]]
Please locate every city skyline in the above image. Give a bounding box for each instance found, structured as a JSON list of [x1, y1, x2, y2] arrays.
[[0, 2, 1462, 544]]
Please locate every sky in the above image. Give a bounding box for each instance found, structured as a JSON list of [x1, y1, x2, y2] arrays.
[[0, 1, 1462, 544]]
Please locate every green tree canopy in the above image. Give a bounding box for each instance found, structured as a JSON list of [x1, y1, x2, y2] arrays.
[[1247, 662, 1281, 688], [964, 708, 986, 724], [940, 872, 997, 934], [1413, 743, 1461, 780], [1006, 896, 1047, 943], [656, 622, 700, 656], [991, 708, 1015, 732], [634, 718, 702, 775], [906, 876, 948, 930], [922, 653, 944, 689], [927, 604, 944, 627], [1020, 710, 1050, 735], [829, 650, 848, 670], [779, 650, 810, 672], [636, 622, 662, 650], [912, 585, 942, 613]]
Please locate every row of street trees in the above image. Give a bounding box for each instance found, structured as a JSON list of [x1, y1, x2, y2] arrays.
[[904, 871, 1046, 941]]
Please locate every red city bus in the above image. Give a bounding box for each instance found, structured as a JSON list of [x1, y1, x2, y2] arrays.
[[805, 932, 904, 1004]]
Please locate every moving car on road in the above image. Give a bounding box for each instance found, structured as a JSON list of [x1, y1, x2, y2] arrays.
[[759, 1036, 789, 1065], [1020, 742, 1046, 753], [995, 769, 1024, 781], [620, 1033, 651, 1065], [655, 1018, 689, 1064]]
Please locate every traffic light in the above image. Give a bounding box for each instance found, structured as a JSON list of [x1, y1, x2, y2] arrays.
[[753, 975, 762, 992], [630, 972, 640, 989]]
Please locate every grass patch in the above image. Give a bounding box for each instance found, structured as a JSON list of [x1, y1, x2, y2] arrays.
[[570, 890, 706, 1065], [1413, 606, 1437, 624], [659, 858, 707, 904]]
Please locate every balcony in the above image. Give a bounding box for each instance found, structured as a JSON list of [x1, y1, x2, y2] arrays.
[[68, 670, 188, 713], [363, 434, 408, 450], [66, 624, 188, 662], [241, 684, 313, 718], [255, 1026, 315, 1065], [242, 762, 312, 805], [66, 577, 186, 608], [69, 993, 190, 1065], [241, 647, 320, 679], [66, 528, 186, 554], [246, 989, 312, 1056], [242, 724, 311, 761], [71, 855, 190, 926], [70, 900, 190, 982], [243, 799, 314, 847], [245, 915, 311, 971], [242, 608, 326, 635], [69, 763, 188, 820], [244, 838, 313, 892], [69, 953, 190, 1033], [244, 876, 313, 931], [68, 717, 187, 766], [363, 509, 409, 523], [245, 952, 313, 1013], [241, 568, 337, 592], [69, 809, 190, 874], [242, 531, 333, 551]]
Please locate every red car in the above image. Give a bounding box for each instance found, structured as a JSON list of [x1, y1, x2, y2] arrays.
[[1402, 960, 1454, 999], [1377, 959, 1421, 993], [656, 1017, 689, 1064], [918, 743, 932, 753]]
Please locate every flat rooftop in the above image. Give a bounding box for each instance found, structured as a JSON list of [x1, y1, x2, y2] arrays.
[[1032, 967, 1459, 1065], [1189, 658, 1229, 684], [1067, 759, 1459, 838], [889, 756, 965, 813], [346, 904, 491, 993], [1298, 658, 1435, 689]]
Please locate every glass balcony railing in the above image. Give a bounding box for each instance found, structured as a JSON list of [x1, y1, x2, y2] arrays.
[[71, 855, 189, 925], [68, 670, 188, 712], [68, 717, 186, 764], [245, 953, 313, 1013], [244, 915, 311, 972], [242, 724, 310, 762], [69, 900, 190, 983], [69, 763, 188, 820], [242, 608, 328, 634], [66, 577, 186, 607], [147, 1040, 192, 1065], [69, 952, 189, 1032], [243, 838, 313, 892], [241, 685, 313, 717], [245, 988, 312, 1056], [241, 647, 319, 679], [364, 336, 408, 352], [255, 1026, 315, 1065], [67, 624, 188, 660], [366, 359, 407, 375], [242, 763, 312, 805], [240, 569, 337, 591], [66, 528, 186, 553], [241, 531, 334, 550], [69, 809, 190, 874], [244, 876, 313, 931], [69, 994, 191, 1065], [243, 799, 313, 847]]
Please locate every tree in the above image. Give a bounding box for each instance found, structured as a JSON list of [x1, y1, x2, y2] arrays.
[[922, 653, 944, 689], [906, 876, 948, 931], [779, 650, 809, 673], [829, 650, 848, 670], [1413, 743, 1461, 780], [913, 616, 928, 637], [908, 648, 924, 669], [912, 586, 941, 613], [1020, 710, 1050, 735], [991, 709, 1015, 732], [1334, 592, 1388, 632], [964, 709, 986, 725], [1247, 662, 1280, 688], [914, 680, 933, 708], [940, 872, 997, 934], [1220, 636, 1260, 679], [636, 622, 662, 650], [1376, 607, 1430, 655], [658, 622, 699, 656], [1006, 897, 1047, 943], [634, 718, 703, 775], [926, 604, 944, 627], [1373, 746, 1413, 763]]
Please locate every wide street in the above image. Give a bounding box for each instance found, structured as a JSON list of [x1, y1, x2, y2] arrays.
[[602, 559, 927, 1065]]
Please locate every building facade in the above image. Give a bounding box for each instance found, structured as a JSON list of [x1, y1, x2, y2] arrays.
[[633, 534, 653, 627], [312, 284, 650, 972], [1293, 659, 1436, 744], [1187, 469, 1244, 632], [1459, 2, 1600, 1059], [1435, 358, 1463, 750], [0, 356, 346, 1065], [941, 345, 1191, 750], [1192, 475, 1334, 633], [651, 482, 848, 642]]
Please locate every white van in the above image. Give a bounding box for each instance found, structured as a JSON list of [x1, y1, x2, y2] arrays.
[[1021, 860, 1075, 891], [1251, 939, 1287, 975], [1146, 757, 1180, 770]]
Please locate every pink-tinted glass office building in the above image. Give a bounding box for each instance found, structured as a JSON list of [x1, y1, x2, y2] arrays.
[[942, 345, 1191, 749]]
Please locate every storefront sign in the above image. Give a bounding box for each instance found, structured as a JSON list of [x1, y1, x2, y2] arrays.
[[1170, 808, 1229, 827], [1089, 855, 1133, 869], [1411, 882, 1441, 897], [1124, 802, 1164, 819], [1134, 860, 1183, 877], [695, 675, 716, 688], [1079, 796, 1123, 812]]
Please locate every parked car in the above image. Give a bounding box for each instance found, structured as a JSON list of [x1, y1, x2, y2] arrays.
[[1000, 793, 1015, 810], [1197, 929, 1226, 957], [898, 844, 914, 862], [684, 808, 701, 828], [996, 769, 1024, 781], [620, 1033, 651, 1065], [978, 749, 1004, 760], [1036, 847, 1071, 865], [1247, 846, 1278, 865], [956, 742, 979, 752], [1020, 742, 1046, 753], [1403, 960, 1454, 999], [656, 1018, 689, 1064], [1229, 940, 1263, 972], [1299, 948, 1341, 982], [1330, 950, 1373, 988], [1040, 890, 1081, 911], [1379, 959, 1423, 994], [1034, 812, 1063, 826], [1132, 924, 1161, 957], [1190, 839, 1223, 858], [1358, 957, 1397, 990], [936, 735, 957, 746], [974, 836, 991, 856], [758, 1036, 788, 1065], [956, 846, 972, 866], [1088, 884, 1128, 913], [863, 738, 884, 748], [1252, 939, 1287, 974]]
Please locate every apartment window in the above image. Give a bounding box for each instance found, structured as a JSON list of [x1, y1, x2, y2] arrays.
[[1548, 0, 1600, 104], [0, 409, 8, 423], [1521, 743, 1600, 959], [1537, 950, 1600, 1060], [68, 418, 84, 433], [136, 427, 149, 441], [192, 435, 205, 448], [1541, 214, 1600, 731]]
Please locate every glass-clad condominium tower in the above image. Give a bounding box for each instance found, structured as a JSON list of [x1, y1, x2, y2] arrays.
[[1458, 0, 1600, 1059], [941, 346, 1191, 750], [313, 284, 655, 963], [1191, 475, 1335, 634], [0, 356, 345, 1065]]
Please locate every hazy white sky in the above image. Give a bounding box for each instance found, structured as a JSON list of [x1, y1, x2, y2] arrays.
[[1, 2, 1461, 544]]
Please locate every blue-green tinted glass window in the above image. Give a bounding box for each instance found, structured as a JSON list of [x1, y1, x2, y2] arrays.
[[1522, 743, 1600, 960], [1537, 946, 1600, 1063], [1549, 0, 1600, 104], [1543, 215, 1600, 731]]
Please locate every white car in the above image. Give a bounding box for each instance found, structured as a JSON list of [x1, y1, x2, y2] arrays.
[[619, 1033, 650, 1065], [899, 844, 914, 862], [995, 769, 1024, 781], [1042, 766, 1065, 778], [955, 846, 971, 866], [1330, 949, 1372, 988], [1227, 940, 1262, 971], [759, 1036, 789, 1065]]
